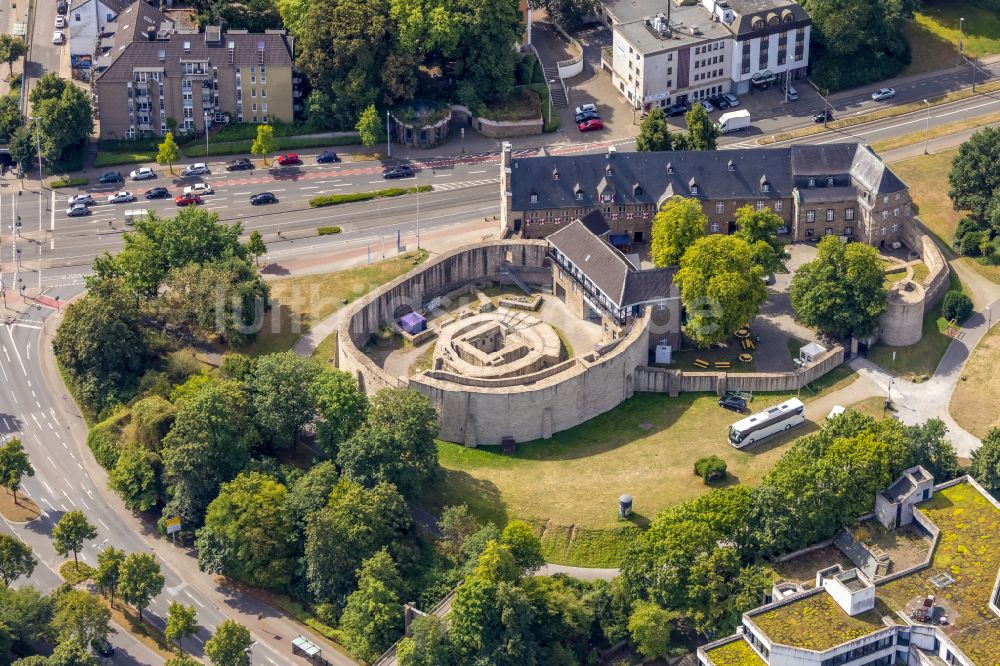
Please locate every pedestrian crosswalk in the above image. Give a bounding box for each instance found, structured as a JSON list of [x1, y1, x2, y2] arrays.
[[432, 178, 501, 191]]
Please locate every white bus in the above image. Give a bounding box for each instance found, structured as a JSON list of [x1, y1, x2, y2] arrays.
[[728, 398, 805, 449]]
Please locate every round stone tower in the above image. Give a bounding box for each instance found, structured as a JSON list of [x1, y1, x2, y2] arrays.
[[879, 280, 925, 347]]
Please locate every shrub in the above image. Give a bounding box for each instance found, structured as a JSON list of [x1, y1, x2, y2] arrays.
[[955, 217, 984, 242], [86, 408, 130, 469], [130, 395, 176, 449], [50, 176, 89, 188], [959, 230, 988, 257], [309, 185, 431, 208], [941, 291, 974, 323], [317, 226, 342, 236], [694, 455, 727, 484]]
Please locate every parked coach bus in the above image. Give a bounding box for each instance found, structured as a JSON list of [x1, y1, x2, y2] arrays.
[[728, 398, 805, 449]]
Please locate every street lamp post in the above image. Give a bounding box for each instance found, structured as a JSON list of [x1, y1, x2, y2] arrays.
[[923, 99, 931, 154], [204, 112, 210, 159], [245, 641, 257, 665], [988, 305, 992, 331], [386, 110, 391, 158]]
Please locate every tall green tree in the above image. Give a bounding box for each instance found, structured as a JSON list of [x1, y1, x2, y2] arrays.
[[396, 615, 453, 666], [47, 640, 99, 666], [684, 103, 720, 151], [161, 380, 254, 526], [627, 602, 676, 661], [340, 548, 405, 662], [109, 442, 163, 512], [250, 124, 276, 165], [304, 479, 411, 606], [437, 504, 479, 563], [156, 131, 181, 175], [0, 35, 27, 77], [33, 82, 93, 162], [165, 602, 199, 656], [674, 235, 767, 347], [0, 94, 23, 142], [285, 460, 339, 527], [204, 619, 253, 666], [311, 369, 367, 457], [733, 205, 789, 274], [118, 553, 165, 621], [28, 72, 67, 106], [7, 123, 36, 169], [636, 107, 686, 152], [948, 127, 1000, 223], [650, 197, 707, 267], [249, 352, 321, 450], [0, 438, 34, 505], [196, 472, 297, 590], [0, 585, 54, 659], [356, 104, 381, 155], [95, 546, 126, 607], [905, 419, 961, 482], [52, 511, 98, 571], [790, 236, 887, 339], [51, 589, 111, 648], [0, 533, 35, 586], [971, 428, 1000, 494], [500, 520, 544, 574], [247, 230, 266, 267]]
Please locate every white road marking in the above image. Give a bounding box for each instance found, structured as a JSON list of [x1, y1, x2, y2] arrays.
[[184, 590, 204, 607], [5, 327, 29, 376], [66, 495, 76, 507], [469, 170, 487, 174], [98, 519, 109, 530], [41, 478, 54, 493], [300, 186, 319, 190], [80, 497, 90, 510], [234, 191, 251, 195], [43, 498, 55, 510]]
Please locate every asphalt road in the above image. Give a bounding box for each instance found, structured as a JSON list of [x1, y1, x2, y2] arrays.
[[23, 0, 65, 116]]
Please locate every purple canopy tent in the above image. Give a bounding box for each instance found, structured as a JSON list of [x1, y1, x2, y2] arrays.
[[400, 311, 427, 334]]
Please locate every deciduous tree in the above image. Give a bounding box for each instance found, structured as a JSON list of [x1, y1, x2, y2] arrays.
[[33, 82, 93, 162], [356, 104, 381, 154], [118, 553, 165, 621], [165, 602, 199, 655], [0, 533, 35, 586], [684, 103, 719, 151], [628, 602, 676, 660], [311, 369, 367, 458], [340, 548, 404, 662], [7, 123, 36, 169], [250, 124, 276, 165], [733, 205, 789, 274], [949, 127, 1000, 223], [396, 615, 453, 666], [249, 352, 321, 450], [51, 588, 111, 648], [650, 197, 707, 267], [0, 438, 34, 505], [95, 546, 126, 607], [204, 619, 253, 666], [971, 428, 1000, 494], [636, 108, 685, 153], [790, 236, 887, 339], [500, 520, 544, 574], [109, 442, 163, 512], [674, 235, 767, 347], [156, 132, 180, 175], [52, 511, 98, 571], [247, 230, 266, 267], [0, 35, 27, 77], [47, 640, 99, 666], [0, 94, 23, 142]]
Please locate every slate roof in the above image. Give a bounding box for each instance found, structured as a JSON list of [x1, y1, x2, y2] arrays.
[[624, 268, 676, 307], [512, 144, 906, 212], [69, 0, 133, 16], [95, 1, 294, 81], [578, 210, 610, 237], [726, 0, 811, 35], [548, 220, 637, 305]]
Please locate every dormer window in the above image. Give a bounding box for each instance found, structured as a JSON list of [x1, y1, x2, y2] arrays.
[[601, 193, 614, 203], [574, 183, 584, 200], [633, 182, 643, 196], [808, 177, 816, 187], [753, 17, 764, 30], [759, 174, 769, 193], [689, 177, 699, 195], [666, 162, 674, 174], [552, 167, 559, 181], [827, 177, 835, 186], [604, 164, 613, 176], [728, 160, 735, 172], [529, 191, 538, 204]]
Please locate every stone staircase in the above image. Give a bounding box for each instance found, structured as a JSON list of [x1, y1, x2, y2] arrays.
[[544, 65, 569, 108]]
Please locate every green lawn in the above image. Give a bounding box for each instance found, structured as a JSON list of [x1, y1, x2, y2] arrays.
[[93, 150, 157, 167], [905, 0, 1000, 77], [425, 380, 855, 567], [950, 313, 1000, 438], [241, 251, 428, 356]]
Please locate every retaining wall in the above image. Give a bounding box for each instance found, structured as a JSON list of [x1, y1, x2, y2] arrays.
[[635, 346, 845, 396], [901, 216, 950, 313], [474, 115, 544, 138]]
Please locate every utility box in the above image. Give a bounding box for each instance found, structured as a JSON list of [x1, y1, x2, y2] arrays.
[[619, 494, 633, 519]]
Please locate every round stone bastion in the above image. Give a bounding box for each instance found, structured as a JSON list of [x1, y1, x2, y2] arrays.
[[336, 240, 651, 447], [879, 280, 925, 347]]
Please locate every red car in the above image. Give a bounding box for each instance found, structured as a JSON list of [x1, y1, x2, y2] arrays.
[[175, 193, 203, 206], [276, 153, 301, 166], [578, 119, 604, 132]]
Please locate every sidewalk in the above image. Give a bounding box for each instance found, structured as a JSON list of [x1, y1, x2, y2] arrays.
[[0, 0, 28, 100], [825, 53, 1000, 105]]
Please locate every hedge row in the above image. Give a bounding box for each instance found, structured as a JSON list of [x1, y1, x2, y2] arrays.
[[183, 133, 362, 158], [317, 226, 343, 236], [309, 185, 432, 208], [51, 176, 90, 188]]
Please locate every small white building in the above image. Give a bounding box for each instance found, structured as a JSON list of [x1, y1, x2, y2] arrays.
[[68, 0, 132, 71]]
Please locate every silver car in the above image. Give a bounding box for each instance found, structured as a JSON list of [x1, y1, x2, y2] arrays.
[[182, 163, 209, 176], [107, 191, 136, 203], [129, 167, 156, 180]]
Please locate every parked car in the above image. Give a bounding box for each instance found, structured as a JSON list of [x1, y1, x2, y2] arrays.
[[91, 637, 115, 657], [55, 15, 67, 28], [718, 395, 748, 413], [664, 102, 688, 117], [175, 193, 202, 206], [709, 95, 730, 110], [129, 167, 156, 181], [52, 31, 65, 45], [812, 108, 834, 123], [722, 93, 740, 107], [98, 171, 123, 184], [225, 158, 253, 171], [871, 87, 896, 101], [67, 194, 95, 206], [574, 103, 597, 116], [144, 187, 169, 199], [697, 99, 714, 113], [578, 118, 604, 132], [183, 183, 214, 196], [750, 69, 776, 86], [66, 203, 91, 217], [574, 110, 600, 124], [382, 165, 414, 179], [781, 83, 799, 101], [276, 153, 301, 166], [181, 162, 209, 176], [316, 150, 340, 163], [56, 0, 68, 14], [250, 192, 278, 205], [107, 191, 135, 203]]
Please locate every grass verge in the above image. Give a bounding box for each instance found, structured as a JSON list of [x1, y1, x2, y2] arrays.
[[50, 176, 90, 188], [950, 315, 1000, 438], [759, 80, 1000, 146], [872, 109, 1000, 153], [59, 561, 97, 585], [183, 134, 360, 159], [243, 250, 429, 356], [0, 487, 41, 522], [311, 331, 338, 367], [317, 226, 342, 236], [309, 185, 432, 208], [94, 151, 157, 167]]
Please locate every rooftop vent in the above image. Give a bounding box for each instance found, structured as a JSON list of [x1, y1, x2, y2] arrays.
[[552, 167, 559, 181], [205, 25, 221, 43], [647, 13, 672, 38], [728, 159, 735, 171], [687, 25, 700, 36], [157, 49, 165, 61], [666, 162, 674, 174], [183, 40, 191, 52]]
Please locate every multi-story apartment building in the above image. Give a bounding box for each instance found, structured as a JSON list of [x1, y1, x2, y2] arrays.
[[92, 1, 299, 139], [698, 471, 1000, 666], [68, 0, 131, 74], [499, 142, 911, 250], [601, 0, 810, 110]]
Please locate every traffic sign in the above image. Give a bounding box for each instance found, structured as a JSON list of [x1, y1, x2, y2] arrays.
[[165, 516, 182, 534]]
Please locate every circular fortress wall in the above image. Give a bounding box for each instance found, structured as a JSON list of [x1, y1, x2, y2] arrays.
[[337, 240, 651, 447]]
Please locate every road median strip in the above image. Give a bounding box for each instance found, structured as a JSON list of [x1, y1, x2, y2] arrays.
[[757, 79, 1000, 146], [873, 109, 1000, 153], [308, 185, 433, 208]]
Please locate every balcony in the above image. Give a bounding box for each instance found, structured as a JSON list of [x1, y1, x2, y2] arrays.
[[548, 249, 626, 326]]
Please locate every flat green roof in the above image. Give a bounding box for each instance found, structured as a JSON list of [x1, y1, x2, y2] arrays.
[[704, 638, 768, 666], [750, 481, 1000, 659]]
